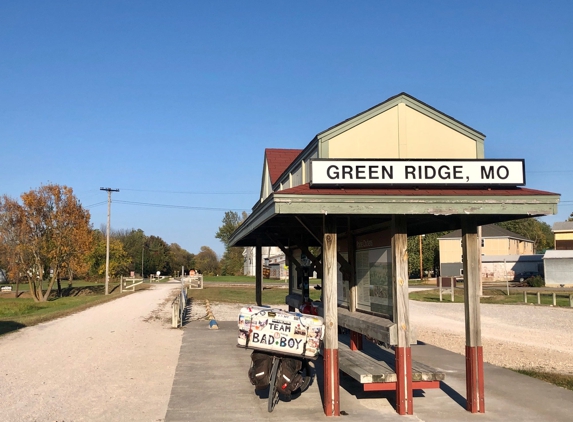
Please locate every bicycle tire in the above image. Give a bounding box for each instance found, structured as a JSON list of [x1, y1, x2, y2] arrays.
[[299, 360, 313, 393], [268, 357, 280, 412]]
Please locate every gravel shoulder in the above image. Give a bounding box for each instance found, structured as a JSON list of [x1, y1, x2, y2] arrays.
[[0, 283, 183, 422], [191, 298, 573, 375]]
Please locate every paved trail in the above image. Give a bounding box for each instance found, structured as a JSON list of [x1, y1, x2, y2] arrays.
[[0, 283, 182, 422]]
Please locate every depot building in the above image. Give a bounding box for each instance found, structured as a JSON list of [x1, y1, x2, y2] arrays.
[[229, 92, 560, 416]]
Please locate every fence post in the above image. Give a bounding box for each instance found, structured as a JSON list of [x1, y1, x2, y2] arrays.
[[439, 277, 443, 302], [451, 279, 455, 302], [537, 292, 540, 305], [570, 294, 573, 308], [553, 293, 556, 307], [524, 291, 527, 303]]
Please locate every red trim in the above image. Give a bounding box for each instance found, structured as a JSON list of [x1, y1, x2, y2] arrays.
[[363, 380, 440, 391], [323, 349, 340, 417], [276, 183, 558, 197], [466, 346, 485, 413], [350, 331, 363, 351], [395, 347, 413, 415]]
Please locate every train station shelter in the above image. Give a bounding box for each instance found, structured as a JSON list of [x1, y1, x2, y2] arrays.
[[229, 92, 560, 416]]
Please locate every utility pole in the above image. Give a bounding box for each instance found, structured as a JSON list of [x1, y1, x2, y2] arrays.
[[419, 234, 423, 281], [100, 187, 119, 295]]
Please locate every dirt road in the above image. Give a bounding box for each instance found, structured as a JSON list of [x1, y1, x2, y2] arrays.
[[0, 283, 182, 422]]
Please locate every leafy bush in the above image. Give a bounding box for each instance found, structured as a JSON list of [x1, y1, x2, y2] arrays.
[[526, 275, 545, 288]]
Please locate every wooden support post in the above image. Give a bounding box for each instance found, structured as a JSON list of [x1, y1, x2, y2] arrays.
[[347, 225, 357, 313], [323, 215, 340, 417], [553, 293, 557, 307], [537, 292, 541, 305], [392, 215, 412, 415], [462, 217, 485, 413], [255, 238, 262, 306], [439, 276, 443, 302], [524, 291, 527, 304]]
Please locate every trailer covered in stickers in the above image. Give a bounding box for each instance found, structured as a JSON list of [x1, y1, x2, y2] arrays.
[[237, 306, 324, 358]]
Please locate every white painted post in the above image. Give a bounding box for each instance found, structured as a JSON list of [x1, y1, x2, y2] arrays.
[[553, 293, 556, 307], [392, 215, 412, 415], [537, 292, 541, 305], [439, 276, 443, 302], [322, 215, 339, 416], [524, 291, 527, 303], [462, 217, 485, 413]]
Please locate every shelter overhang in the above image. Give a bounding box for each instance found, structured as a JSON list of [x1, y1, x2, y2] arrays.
[[229, 183, 560, 247]]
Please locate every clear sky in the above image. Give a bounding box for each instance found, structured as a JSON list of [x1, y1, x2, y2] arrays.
[[2, 1, 572, 257]]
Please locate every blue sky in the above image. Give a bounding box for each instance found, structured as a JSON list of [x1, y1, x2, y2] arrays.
[[1, 1, 572, 257]]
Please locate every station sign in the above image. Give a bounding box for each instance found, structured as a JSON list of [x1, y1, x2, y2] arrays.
[[310, 159, 525, 187]]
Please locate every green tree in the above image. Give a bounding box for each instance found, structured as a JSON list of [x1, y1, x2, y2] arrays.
[[407, 232, 444, 279], [113, 228, 147, 276], [169, 243, 195, 275], [87, 230, 130, 279], [216, 211, 248, 276], [567, 212, 573, 222], [195, 246, 219, 275], [497, 218, 553, 252], [144, 235, 171, 276]]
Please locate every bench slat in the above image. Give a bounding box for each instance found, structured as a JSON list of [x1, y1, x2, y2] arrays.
[[338, 307, 397, 346], [337, 335, 445, 384]]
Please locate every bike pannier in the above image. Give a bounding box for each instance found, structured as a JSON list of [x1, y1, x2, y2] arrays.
[[276, 357, 303, 396], [248, 351, 273, 390]]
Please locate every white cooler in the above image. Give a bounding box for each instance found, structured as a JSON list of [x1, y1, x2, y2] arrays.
[[237, 306, 324, 358]]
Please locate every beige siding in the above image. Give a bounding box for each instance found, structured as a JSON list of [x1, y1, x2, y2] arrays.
[[556, 232, 573, 241], [439, 237, 534, 262], [325, 104, 479, 160], [327, 106, 400, 158], [404, 106, 478, 158]]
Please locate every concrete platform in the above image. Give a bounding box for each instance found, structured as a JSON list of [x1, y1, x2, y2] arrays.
[[165, 321, 573, 421]]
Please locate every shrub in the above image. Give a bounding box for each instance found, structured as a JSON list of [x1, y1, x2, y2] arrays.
[[526, 275, 545, 288]]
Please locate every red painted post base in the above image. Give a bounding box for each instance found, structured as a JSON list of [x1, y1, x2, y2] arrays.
[[466, 346, 485, 413], [350, 330, 363, 351], [323, 348, 340, 416], [395, 347, 413, 415]]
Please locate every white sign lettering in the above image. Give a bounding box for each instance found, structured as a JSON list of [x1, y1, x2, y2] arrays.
[[310, 160, 525, 187]]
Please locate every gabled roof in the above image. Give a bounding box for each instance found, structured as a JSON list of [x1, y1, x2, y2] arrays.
[[316, 92, 486, 142], [552, 221, 573, 232], [439, 223, 532, 241], [265, 148, 303, 185]]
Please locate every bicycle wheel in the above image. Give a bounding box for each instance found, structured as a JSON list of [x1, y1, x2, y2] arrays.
[[268, 356, 281, 412], [299, 359, 314, 393]]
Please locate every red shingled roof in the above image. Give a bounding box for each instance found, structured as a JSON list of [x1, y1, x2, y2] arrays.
[[265, 148, 303, 185], [276, 183, 559, 197]]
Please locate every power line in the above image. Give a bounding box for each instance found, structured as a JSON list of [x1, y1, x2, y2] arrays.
[[114, 200, 247, 212], [118, 188, 257, 195]]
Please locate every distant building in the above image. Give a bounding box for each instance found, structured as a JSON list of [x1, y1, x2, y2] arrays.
[[439, 224, 535, 278], [243, 246, 285, 277], [552, 221, 573, 250], [543, 250, 573, 287]]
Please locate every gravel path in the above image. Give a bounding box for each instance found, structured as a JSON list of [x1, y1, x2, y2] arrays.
[[191, 298, 573, 375], [0, 283, 183, 422]]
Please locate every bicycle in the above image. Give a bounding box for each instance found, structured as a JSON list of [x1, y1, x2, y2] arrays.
[[267, 353, 314, 412]]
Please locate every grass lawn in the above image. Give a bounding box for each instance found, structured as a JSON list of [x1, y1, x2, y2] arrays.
[[514, 369, 573, 392], [0, 284, 149, 336], [188, 284, 321, 305], [202, 275, 291, 284], [409, 288, 573, 307]]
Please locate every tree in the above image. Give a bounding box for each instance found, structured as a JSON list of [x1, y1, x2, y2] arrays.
[[195, 246, 219, 275], [113, 228, 146, 276], [0, 185, 92, 302], [407, 232, 444, 278], [87, 230, 130, 279], [169, 243, 195, 275], [144, 235, 171, 276], [567, 212, 573, 222], [497, 218, 553, 252], [216, 211, 248, 276]]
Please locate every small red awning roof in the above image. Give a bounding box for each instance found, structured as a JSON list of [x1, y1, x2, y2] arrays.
[[265, 148, 303, 185], [276, 183, 559, 197]]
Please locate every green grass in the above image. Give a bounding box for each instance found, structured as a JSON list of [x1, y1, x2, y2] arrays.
[[409, 288, 573, 307], [514, 369, 573, 391], [0, 284, 148, 336], [202, 275, 291, 284], [4, 279, 122, 293], [188, 285, 321, 305]]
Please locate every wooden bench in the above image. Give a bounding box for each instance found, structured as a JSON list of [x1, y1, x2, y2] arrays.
[[337, 307, 445, 392]]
